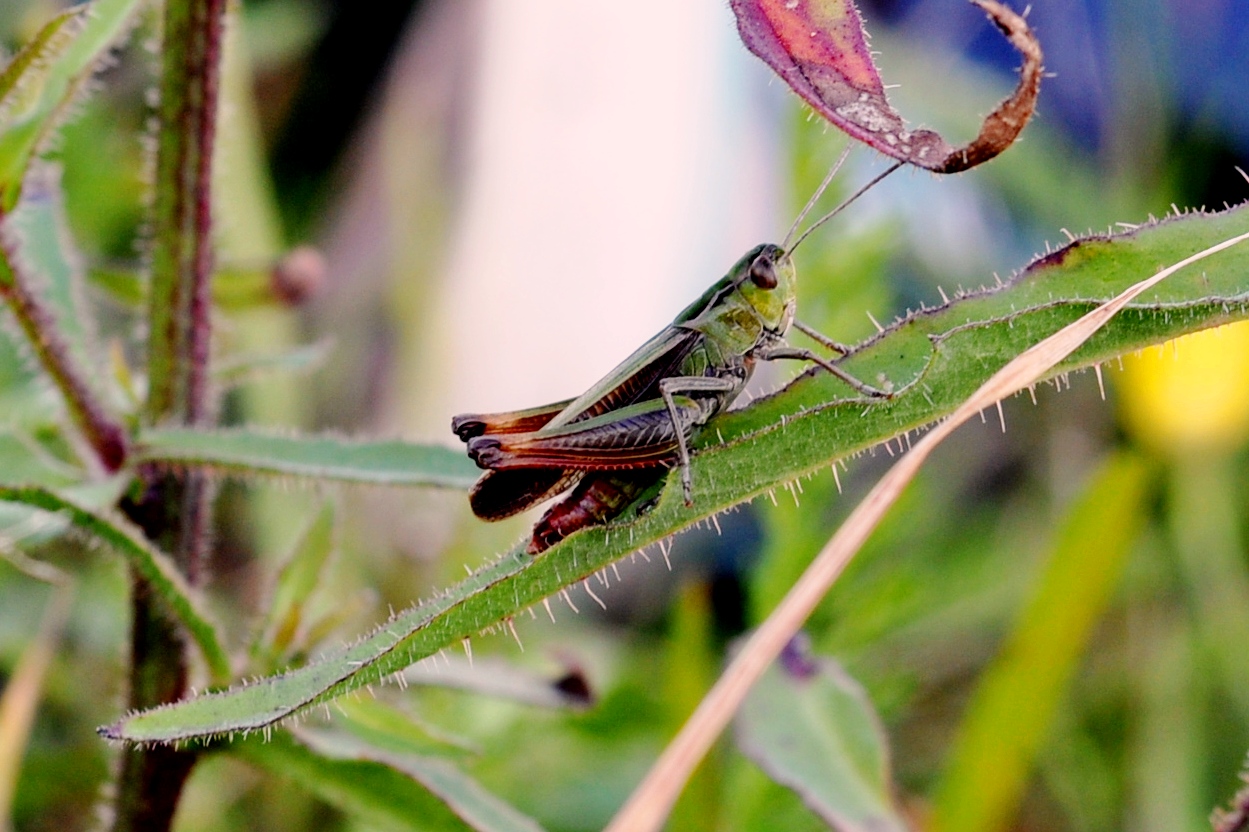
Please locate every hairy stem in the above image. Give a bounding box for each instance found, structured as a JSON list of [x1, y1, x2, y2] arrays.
[[0, 218, 128, 471], [115, 0, 227, 827], [145, 0, 225, 426]]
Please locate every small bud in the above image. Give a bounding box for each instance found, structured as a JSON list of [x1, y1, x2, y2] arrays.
[[270, 245, 327, 306]]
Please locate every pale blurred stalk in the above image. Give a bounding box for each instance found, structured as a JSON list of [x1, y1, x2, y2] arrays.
[[1167, 455, 1249, 718]]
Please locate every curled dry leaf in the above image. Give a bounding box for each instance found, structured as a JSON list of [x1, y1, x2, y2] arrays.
[[731, 0, 1042, 172]]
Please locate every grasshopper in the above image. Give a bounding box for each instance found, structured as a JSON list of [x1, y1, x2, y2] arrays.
[[453, 158, 898, 554]]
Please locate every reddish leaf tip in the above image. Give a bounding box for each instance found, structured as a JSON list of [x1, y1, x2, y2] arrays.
[[731, 0, 1043, 173]]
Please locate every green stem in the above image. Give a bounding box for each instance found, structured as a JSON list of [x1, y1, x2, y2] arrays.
[[145, 0, 225, 426], [116, 0, 228, 826]]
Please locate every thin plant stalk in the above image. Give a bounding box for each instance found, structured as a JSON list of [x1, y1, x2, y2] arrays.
[[113, 0, 228, 828]]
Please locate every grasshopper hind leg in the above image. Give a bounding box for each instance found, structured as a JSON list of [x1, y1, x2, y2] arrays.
[[657, 376, 740, 505], [470, 469, 580, 522]]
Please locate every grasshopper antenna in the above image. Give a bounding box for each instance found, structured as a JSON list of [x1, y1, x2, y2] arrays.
[[781, 145, 852, 252], [784, 160, 904, 257]]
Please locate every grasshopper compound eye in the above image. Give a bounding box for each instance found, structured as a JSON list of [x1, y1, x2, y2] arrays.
[[749, 255, 779, 289]]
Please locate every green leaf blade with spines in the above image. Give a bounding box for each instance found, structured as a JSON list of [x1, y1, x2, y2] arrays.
[[5, 168, 114, 402], [135, 428, 480, 488], [103, 204, 1249, 744]]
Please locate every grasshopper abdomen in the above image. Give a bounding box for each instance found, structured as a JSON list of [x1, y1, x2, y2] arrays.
[[529, 470, 665, 554]]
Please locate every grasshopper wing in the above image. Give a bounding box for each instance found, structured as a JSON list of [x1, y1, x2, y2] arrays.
[[542, 326, 703, 430], [467, 396, 712, 471], [452, 399, 575, 441], [455, 323, 704, 522], [454, 328, 700, 442]]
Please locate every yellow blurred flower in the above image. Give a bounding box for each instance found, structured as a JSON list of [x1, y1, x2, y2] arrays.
[[1117, 321, 1249, 453]]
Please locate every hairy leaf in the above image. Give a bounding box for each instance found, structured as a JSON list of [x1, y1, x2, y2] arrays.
[[135, 428, 479, 488], [4, 167, 111, 399], [252, 501, 336, 665], [102, 205, 1249, 743], [735, 641, 905, 832]]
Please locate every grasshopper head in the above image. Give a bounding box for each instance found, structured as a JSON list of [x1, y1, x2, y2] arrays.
[[736, 243, 796, 334], [675, 243, 796, 338]]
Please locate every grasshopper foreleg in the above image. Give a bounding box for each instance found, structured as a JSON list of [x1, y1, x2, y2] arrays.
[[658, 376, 739, 505], [755, 343, 892, 399]]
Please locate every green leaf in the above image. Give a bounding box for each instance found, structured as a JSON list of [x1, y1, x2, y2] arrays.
[[231, 731, 466, 832], [0, 429, 80, 489], [0, 12, 77, 105], [234, 729, 546, 832], [299, 729, 546, 832], [0, 0, 143, 209], [214, 340, 333, 390], [0, 473, 128, 550], [930, 452, 1152, 832], [135, 427, 479, 488], [334, 698, 478, 757], [0, 485, 230, 682], [735, 644, 906, 832], [102, 206, 1249, 744], [98, 548, 569, 742], [252, 501, 336, 665]]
